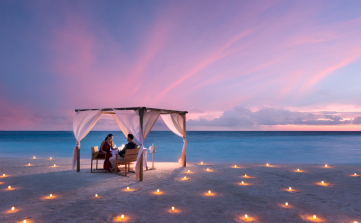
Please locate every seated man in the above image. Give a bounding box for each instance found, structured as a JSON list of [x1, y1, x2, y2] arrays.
[[109, 134, 138, 170]]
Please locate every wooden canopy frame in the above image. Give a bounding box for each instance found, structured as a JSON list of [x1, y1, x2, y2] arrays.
[[74, 107, 188, 181]]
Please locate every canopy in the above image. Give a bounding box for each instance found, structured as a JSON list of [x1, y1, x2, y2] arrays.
[[72, 107, 187, 181]]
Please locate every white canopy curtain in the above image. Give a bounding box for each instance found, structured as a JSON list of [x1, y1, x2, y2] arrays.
[[161, 113, 187, 166], [72, 110, 102, 170], [113, 109, 160, 181]]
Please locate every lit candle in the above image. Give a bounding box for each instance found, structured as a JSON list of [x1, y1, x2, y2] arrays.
[[184, 176, 187, 180], [33, 156, 35, 159], [2, 174, 5, 177], [325, 164, 328, 167], [50, 194, 52, 198], [50, 157, 52, 160], [266, 163, 269, 166], [245, 174, 247, 177], [200, 162, 203, 165], [354, 173, 357, 176], [23, 220, 26, 223], [127, 187, 129, 190], [11, 206, 15, 211], [207, 168, 209, 171], [297, 169, 300, 172], [28, 163, 31, 166], [172, 206, 175, 211], [187, 170, 190, 173], [8, 186, 11, 189], [95, 194, 98, 197], [208, 190, 211, 194], [313, 215, 316, 219], [289, 187, 292, 191], [157, 189, 160, 193], [354, 221, 357, 223], [54, 164, 56, 167], [285, 202, 288, 206], [121, 214, 124, 219], [241, 181, 244, 184], [245, 214, 248, 219], [235, 165, 237, 168], [321, 181, 324, 184]]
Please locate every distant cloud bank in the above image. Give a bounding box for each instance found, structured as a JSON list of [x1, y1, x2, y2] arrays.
[[188, 106, 361, 128]]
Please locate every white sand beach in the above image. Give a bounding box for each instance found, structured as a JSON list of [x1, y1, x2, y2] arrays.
[[0, 158, 360, 223]]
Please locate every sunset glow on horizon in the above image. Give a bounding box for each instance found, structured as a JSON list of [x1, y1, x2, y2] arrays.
[[0, 0, 361, 131]]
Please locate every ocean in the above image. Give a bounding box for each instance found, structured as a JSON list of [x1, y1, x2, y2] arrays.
[[0, 131, 360, 164]]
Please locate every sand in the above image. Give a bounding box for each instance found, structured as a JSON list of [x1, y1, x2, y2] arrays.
[[0, 158, 360, 223]]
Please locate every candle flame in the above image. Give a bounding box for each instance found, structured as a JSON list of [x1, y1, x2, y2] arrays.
[[321, 181, 324, 184], [54, 164, 56, 167], [121, 214, 124, 219], [33, 156, 35, 159], [289, 187, 292, 191], [8, 186, 11, 189], [50, 194, 52, 198], [207, 168, 209, 171], [28, 163, 30, 166], [354, 173, 357, 175], [208, 190, 211, 194], [11, 206, 15, 211], [235, 165, 237, 167], [95, 194, 98, 197], [157, 189, 159, 193], [187, 170, 190, 173], [245, 214, 248, 219], [127, 187, 129, 190], [200, 162, 203, 165], [241, 181, 244, 184], [266, 163, 269, 166], [2, 174, 5, 176], [23, 220, 26, 223], [245, 174, 247, 177], [172, 206, 175, 211], [325, 164, 328, 167], [50, 157, 52, 159], [313, 215, 316, 219], [285, 202, 288, 206], [297, 169, 300, 171]]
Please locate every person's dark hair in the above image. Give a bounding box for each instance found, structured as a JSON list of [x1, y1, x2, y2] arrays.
[[105, 134, 113, 141], [128, 134, 134, 140]]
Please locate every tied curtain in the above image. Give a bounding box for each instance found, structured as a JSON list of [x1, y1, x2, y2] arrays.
[[72, 110, 102, 169], [114, 109, 160, 181], [161, 114, 186, 166]]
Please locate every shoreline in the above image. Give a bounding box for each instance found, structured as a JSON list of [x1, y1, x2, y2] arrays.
[[0, 158, 360, 222]]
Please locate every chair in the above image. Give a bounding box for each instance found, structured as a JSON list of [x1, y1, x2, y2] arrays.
[[90, 146, 106, 173], [115, 146, 140, 176]]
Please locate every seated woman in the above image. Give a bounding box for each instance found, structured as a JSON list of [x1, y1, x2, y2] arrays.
[[100, 134, 117, 172]]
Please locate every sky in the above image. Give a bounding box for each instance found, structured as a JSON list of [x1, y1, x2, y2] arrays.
[[0, 0, 361, 131]]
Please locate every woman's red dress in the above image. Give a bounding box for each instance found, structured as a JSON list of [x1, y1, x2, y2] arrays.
[[103, 142, 113, 170]]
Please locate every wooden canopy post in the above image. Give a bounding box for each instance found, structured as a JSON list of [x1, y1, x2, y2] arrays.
[[139, 107, 145, 181], [77, 145, 80, 172], [183, 112, 186, 167]]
